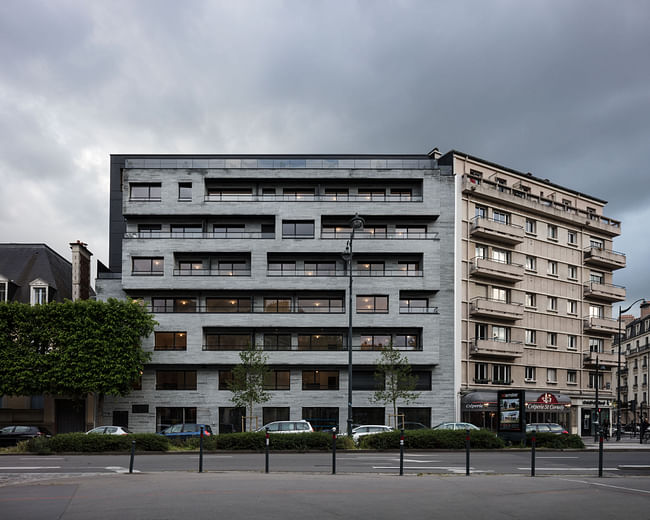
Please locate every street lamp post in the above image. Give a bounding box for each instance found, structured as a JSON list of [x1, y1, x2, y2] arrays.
[[616, 298, 646, 441], [343, 214, 365, 437]]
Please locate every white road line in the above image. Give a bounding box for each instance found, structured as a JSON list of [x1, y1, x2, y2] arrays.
[[20, 457, 65, 460], [517, 467, 618, 471], [105, 466, 140, 473], [560, 478, 650, 495], [537, 456, 579, 459], [0, 466, 62, 470]]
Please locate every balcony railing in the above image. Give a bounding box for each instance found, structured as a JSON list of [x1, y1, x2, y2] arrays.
[[204, 193, 424, 202], [201, 343, 422, 351], [173, 269, 251, 277], [321, 231, 438, 240], [583, 316, 618, 334], [583, 351, 618, 368], [469, 257, 524, 283], [125, 232, 274, 239], [398, 306, 439, 314], [470, 338, 524, 358], [469, 297, 524, 320], [267, 269, 423, 277], [469, 216, 524, 245], [583, 246, 626, 270], [583, 281, 626, 302], [151, 305, 345, 314]]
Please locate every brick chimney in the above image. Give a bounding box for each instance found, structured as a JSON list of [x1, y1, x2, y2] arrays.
[[69, 241, 93, 301], [640, 300, 650, 318]]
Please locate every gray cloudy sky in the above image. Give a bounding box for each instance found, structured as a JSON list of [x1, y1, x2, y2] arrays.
[[1, 0, 648, 310]]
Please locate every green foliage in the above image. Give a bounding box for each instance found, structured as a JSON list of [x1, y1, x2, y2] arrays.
[[228, 344, 270, 429], [359, 429, 505, 450], [0, 299, 155, 397], [370, 343, 420, 425], [526, 432, 584, 449], [26, 433, 170, 453], [182, 432, 354, 451]]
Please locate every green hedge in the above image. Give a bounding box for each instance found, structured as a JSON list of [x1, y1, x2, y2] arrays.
[[525, 432, 584, 449], [359, 429, 505, 450], [27, 433, 170, 453], [183, 432, 354, 451]]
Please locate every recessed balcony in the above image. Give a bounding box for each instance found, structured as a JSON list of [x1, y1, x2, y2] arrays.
[[470, 338, 524, 358], [583, 247, 626, 270], [583, 316, 618, 335], [583, 351, 618, 369], [469, 257, 524, 283], [583, 282, 626, 302], [469, 298, 524, 321], [469, 217, 524, 245]]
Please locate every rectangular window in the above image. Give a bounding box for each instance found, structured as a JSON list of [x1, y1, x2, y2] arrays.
[[492, 210, 509, 224], [475, 323, 488, 340], [178, 261, 203, 273], [324, 189, 349, 200], [391, 188, 412, 200], [268, 261, 296, 275], [568, 335, 578, 350], [304, 262, 337, 276], [568, 265, 578, 280], [356, 261, 385, 276], [264, 298, 292, 312], [567, 300, 578, 315], [264, 370, 290, 390], [525, 330, 536, 345], [475, 244, 487, 259], [352, 370, 383, 391], [399, 298, 429, 313], [151, 297, 197, 313], [263, 407, 290, 424], [589, 338, 604, 353], [590, 237, 604, 249], [130, 183, 161, 201], [171, 224, 203, 237], [547, 368, 557, 383], [213, 224, 245, 237], [474, 363, 489, 383], [218, 370, 233, 391], [589, 304, 603, 318], [492, 364, 511, 384], [204, 333, 251, 351], [302, 370, 339, 390], [283, 188, 315, 200], [393, 334, 419, 350], [298, 334, 344, 351], [525, 256, 537, 271], [525, 367, 536, 382], [475, 205, 487, 218], [356, 295, 388, 313], [298, 297, 344, 313], [547, 261, 558, 276], [492, 326, 510, 342], [358, 189, 385, 201], [525, 293, 536, 308], [282, 220, 314, 238], [137, 224, 162, 237], [0, 281, 6, 302], [491, 287, 509, 303], [590, 271, 604, 284], [364, 225, 388, 237], [398, 261, 420, 276], [178, 182, 192, 201], [263, 334, 291, 351], [395, 225, 427, 238], [547, 224, 558, 240], [567, 230, 577, 245], [548, 296, 558, 311], [491, 248, 510, 264], [525, 219, 536, 234], [156, 370, 197, 390], [154, 332, 187, 351], [547, 332, 557, 347], [206, 297, 252, 313], [132, 257, 164, 275], [410, 370, 432, 391], [567, 370, 577, 384], [589, 372, 603, 389], [360, 334, 392, 350], [32, 287, 47, 305], [217, 260, 248, 276]]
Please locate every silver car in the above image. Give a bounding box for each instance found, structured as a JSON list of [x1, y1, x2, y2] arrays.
[[257, 420, 314, 433]]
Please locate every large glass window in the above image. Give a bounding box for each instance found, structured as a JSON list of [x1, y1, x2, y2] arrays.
[[268, 261, 296, 275], [394, 334, 418, 350], [171, 224, 202, 237], [474, 363, 489, 383], [492, 210, 510, 224], [213, 224, 245, 237], [298, 334, 343, 351], [204, 333, 251, 350], [263, 407, 290, 424], [217, 260, 248, 276], [155, 370, 197, 390], [132, 257, 164, 275], [263, 334, 291, 351], [398, 262, 420, 276], [130, 183, 161, 201], [152, 298, 196, 313], [282, 220, 314, 238], [298, 297, 344, 313], [264, 298, 292, 312], [154, 332, 187, 351], [304, 262, 337, 276], [178, 182, 192, 201], [356, 261, 385, 276], [492, 326, 510, 343], [492, 364, 511, 384], [399, 298, 428, 313], [356, 295, 389, 313], [264, 370, 290, 390], [395, 225, 427, 238], [302, 371, 339, 390], [206, 297, 252, 313], [352, 370, 383, 390], [360, 334, 391, 350]]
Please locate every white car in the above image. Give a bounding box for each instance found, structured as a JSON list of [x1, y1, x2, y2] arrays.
[[348, 425, 394, 443], [432, 422, 480, 431], [256, 420, 314, 433], [86, 426, 131, 435]]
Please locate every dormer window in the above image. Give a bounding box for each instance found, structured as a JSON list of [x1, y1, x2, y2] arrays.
[[0, 280, 7, 302], [29, 278, 49, 305]]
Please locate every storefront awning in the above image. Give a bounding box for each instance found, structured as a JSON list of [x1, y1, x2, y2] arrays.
[[462, 391, 572, 411]]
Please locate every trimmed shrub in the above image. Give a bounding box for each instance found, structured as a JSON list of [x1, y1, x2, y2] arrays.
[[27, 433, 170, 453], [526, 432, 584, 449], [359, 429, 505, 450], [197, 431, 353, 451]]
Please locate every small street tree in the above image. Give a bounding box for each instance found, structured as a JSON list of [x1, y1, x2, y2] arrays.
[[370, 343, 421, 428], [228, 343, 270, 431]]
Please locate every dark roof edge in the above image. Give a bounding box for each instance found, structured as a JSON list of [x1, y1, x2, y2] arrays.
[[111, 153, 433, 160], [439, 150, 608, 205], [0, 243, 72, 266]]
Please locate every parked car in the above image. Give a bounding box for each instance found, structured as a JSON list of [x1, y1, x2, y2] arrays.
[[401, 422, 429, 430], [432, 422, 480, 431], [86, 426, 131, 435], [0, 425, 52, 447], [526, 423, 568, 435], [256, 420, 314, 434], [344, 425, 394, 443], [159, 423, 213, 440]]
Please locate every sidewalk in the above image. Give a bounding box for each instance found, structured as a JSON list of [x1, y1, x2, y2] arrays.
[[581, 434, 650, 450]]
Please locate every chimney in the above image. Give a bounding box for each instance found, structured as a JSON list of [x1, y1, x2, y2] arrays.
[[69, 241, 93, 301], [640, 300, 650, 319]]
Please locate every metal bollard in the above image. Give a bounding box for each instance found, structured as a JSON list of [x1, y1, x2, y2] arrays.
[[399, 429, 404, 476], [129, 440, 136, 474], [598, 429, 604, 477], [465, 429, 470, 476], [199, 426, 204, 473], [531, 433, 536, 477], [332, 427, 337, 475], [265, 427, 270, 474]]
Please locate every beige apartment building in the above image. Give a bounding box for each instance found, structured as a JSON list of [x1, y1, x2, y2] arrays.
[[442, 151, 625, 435], [619, 302, 650, 425]]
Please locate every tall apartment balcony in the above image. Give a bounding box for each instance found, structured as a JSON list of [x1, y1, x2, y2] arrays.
[[583, 316, 618, 335], [462, 175, 622, 237], [469, 216, 524, 245], [204, 193, 425, 203], [583, 246, 626, 270], [470, 338, 523, 358], [583, 351, 618, 369], [469, 257, 524, 283], [469, 297, 524, 321], [583, 281, 626, 302], [267, 268, 424, 278], [125, 231, 275, 239]]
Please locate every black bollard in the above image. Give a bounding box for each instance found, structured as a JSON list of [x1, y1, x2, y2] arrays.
[[465, 428, 470, 476], [332, 427, 337, 475], [199, 426, 204, 473], [265, 427, 270, 473], [531, 433, 536, 477], [129, 440, 136, 474], [399, 429, 404, 476], [598, 429, 604, 477]]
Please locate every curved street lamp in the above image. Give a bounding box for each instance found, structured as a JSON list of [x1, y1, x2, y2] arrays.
[[616, 298, 646, 441], [343, 213, 365, 437]]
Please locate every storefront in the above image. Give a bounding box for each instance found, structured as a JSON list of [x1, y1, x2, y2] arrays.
[[461, 391, 572, 431]]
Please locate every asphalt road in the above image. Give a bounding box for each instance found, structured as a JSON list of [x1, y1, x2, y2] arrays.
[[1, 450, 649, 478], [1, 471, 650, 520]]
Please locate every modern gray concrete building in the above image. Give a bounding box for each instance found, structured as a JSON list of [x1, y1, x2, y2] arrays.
[[96, 153, 455, 433]]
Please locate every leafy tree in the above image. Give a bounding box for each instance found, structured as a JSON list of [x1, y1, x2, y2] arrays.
[[228, 344, 271, 431], [370, 343, 421, 428], [0, 299, 155, 398]]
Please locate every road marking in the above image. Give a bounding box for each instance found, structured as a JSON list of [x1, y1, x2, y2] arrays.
[[20, 457, 65, 460], [0, 466, 61, 470], [537, 456, 579, 459], [561, 478, 650, 495], [105, 466, 140, 473], [518, 467, 619, 471]]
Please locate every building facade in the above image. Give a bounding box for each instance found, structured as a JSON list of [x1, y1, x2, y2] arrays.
[[444, 151, 626, 435], [97, 154, 455, 433]]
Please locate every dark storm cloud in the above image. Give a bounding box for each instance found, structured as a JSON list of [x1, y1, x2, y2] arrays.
[[0, 0, 648, 302]]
